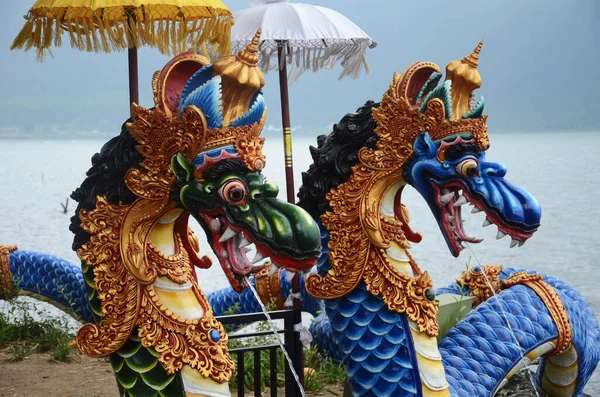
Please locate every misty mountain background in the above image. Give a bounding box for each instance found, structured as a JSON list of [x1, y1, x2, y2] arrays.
[[0, 0, 598, 139]]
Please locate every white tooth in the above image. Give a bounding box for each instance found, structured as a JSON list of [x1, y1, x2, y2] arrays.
[[518, 240, 526, 247], [446, 215, 455, 222], [218, 226, 237, 243], [269, 262, 279, 277], [454, 195, 468, 207], [471, 206, 481, 213], [482, 218, 492, 227], [242, 247, 252, 253], [238, 235, 252, 248], [252, 251, 265, 264], [449, 225, 455, 232], [221, 250, 228, 259], [510, 239, 519, 248], [496, 230, 506, 240], [440, 192, 455, 204], [210, 218, 221, 233]]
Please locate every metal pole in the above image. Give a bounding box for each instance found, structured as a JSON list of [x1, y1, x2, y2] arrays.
[[277, 40, 304, 393], [128, 46, 139, 114]]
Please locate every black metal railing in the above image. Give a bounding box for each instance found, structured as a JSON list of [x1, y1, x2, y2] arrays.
[[217, 309, 303, 397]]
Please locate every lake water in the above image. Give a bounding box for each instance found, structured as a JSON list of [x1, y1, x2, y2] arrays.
[[0, 132, 599, 393]]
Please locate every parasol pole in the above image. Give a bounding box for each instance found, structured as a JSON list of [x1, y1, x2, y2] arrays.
[[128, 47, 139, 113], [126, 8, 139, 115], [277, 40, 305, 392], [277, 41, 295, 203]]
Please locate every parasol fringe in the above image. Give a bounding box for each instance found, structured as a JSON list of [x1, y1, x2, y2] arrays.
[[53, 13, 62, 47], [10, 7, 233, 62], [228, 38, 372, 84], [82, 19, 95, 52]]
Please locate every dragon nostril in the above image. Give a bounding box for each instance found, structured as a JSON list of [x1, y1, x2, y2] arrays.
[[486, 171, 495, 177], [250, 190, 262, 200]]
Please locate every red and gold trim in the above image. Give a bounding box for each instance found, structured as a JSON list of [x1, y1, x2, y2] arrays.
[[456, 265, 503, 307], [0, 245, 17, 299]]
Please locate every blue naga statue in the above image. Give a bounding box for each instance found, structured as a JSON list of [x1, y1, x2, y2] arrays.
[[0, 41, 598, 396], [209, 42, 600, 397]]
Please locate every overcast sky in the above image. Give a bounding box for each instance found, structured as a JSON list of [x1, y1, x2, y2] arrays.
[[0, 0, 598, 136]]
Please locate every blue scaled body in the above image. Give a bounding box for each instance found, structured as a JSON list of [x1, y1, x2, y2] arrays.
[[7, 250, 93, 323], [4, 247, 599, 397]]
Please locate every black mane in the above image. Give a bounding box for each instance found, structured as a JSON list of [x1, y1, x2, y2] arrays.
[[297, 101, 380, 219], [69, 121, 143, 251]]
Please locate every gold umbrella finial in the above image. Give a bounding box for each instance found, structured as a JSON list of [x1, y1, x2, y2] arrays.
[[445, 40, 484, 119], [237, 29, 262, 66]]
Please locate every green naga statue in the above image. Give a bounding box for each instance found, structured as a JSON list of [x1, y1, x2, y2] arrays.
[[1, 30, 322, 396]]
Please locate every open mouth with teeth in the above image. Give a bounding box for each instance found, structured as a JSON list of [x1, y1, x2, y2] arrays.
[[433, 181, 539, 256], [200, 212, 320, 292]]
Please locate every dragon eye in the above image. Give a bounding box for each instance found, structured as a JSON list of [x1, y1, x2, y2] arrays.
[[219, 179, 247, 205], [456, 159, 479, 178]]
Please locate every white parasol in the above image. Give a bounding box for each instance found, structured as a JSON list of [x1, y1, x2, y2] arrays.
[[233, 0, 376, 82], [227, 0, 376, 203]]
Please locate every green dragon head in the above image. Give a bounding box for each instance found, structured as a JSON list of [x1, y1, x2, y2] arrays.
[[161, 32, 321, 292]]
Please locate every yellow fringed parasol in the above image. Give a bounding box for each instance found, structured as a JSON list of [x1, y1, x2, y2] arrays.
[[11, 0, 233, 111]]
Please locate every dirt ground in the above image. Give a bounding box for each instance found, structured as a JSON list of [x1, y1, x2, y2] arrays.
[[0, 349, 343, 397]]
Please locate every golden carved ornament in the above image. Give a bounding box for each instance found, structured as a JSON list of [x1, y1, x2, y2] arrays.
[[138, 283, 234, 381], [445, 41, 483, 120], [456, 265, 503, 307], [147, 235, 193, 285], [307, 53, 491, 336], [125, 104, 208, 201], [77, 197, 141, 358], [254, 266, 286, 310], [0, 245, 18, 299], [501, 272, 573, 356], [235, 134, 266, 172], [76, 197, 234, 383], [212, 29, 265, 126], [202, 111, 266, 152], [306, 164, 439, 336]]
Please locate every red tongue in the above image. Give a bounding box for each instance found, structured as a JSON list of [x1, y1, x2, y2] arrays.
[[225, 235, 253, 275]]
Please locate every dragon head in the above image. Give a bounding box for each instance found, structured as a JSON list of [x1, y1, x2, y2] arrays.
[[139, 31, 321, 292], [398, 42, 541, 256]]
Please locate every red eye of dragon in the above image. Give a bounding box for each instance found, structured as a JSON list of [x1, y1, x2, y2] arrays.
[[218, 179, 247, 205], [456, 159, 479, 178]]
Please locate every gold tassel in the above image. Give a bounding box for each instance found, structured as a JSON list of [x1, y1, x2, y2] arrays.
[[177, 19, 186, 54], [170, 17, 177, 55], [53, 9, 63, 47], [31, 18, 43, 51], [103, 17, 116, 52], [127, 15, 139, 49], [10, 18, 34, 50], [137, 14, 146, 46], [147, 15, 156, 48], [66, 20, 76, 50], [83, 19, 94, 52], [97, 15, 109, 53], [42, 16, 53, 50], [90, 20, 100, 53]]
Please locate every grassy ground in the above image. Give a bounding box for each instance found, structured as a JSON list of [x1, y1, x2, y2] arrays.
[[0, 298, 346, 395], [0, 299, 74, 362]]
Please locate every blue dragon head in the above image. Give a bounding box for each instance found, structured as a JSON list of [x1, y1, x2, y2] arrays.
[[396, 43, 541, 257]]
